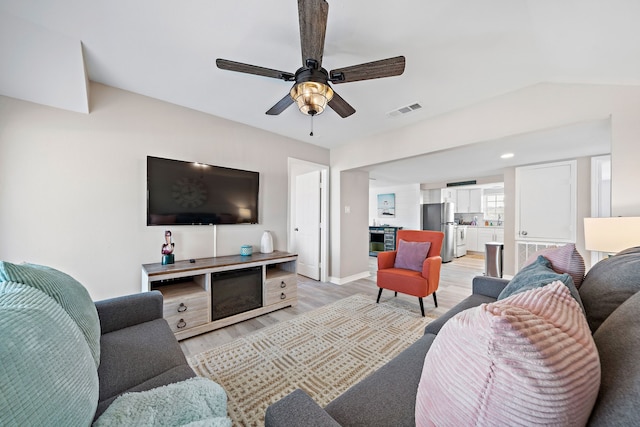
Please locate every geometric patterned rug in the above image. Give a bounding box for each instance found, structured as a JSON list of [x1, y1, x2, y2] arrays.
[[188, 294, 436, 426]]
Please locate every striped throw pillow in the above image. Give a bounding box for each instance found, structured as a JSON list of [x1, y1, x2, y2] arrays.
[[523, 243, 585, 288], [415, 281, 600, 427]]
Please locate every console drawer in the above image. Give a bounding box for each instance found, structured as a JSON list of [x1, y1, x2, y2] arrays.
[[165, 309, 209, 333], [155, 282, 209, 318], [265, 273, 297, 306]]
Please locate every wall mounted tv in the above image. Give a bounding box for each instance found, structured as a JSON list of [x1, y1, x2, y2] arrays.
[[147, 156, 259, 225]]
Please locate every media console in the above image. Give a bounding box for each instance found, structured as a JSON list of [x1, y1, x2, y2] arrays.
[[141, 251, 297, 340]]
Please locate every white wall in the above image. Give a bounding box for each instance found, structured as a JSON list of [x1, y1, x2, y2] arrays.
[[0, 83, 329, 300], [330, 83, 640, 282], [369, 184, 421, 230], [332, 169, 370, 283]]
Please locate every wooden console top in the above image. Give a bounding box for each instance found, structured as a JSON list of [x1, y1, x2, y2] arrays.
[[142, 250, 297, 277]]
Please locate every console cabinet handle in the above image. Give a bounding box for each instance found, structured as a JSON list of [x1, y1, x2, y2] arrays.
[[280, 281, 286, 288], [280, 292, 286, 300], [177, 303, 187, 312], [177, 319, 187, 329]]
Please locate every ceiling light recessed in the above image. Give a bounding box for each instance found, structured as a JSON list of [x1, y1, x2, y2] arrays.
[[500, 153, 514, 159]]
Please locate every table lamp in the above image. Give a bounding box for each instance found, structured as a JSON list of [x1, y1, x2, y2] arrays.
[[584, 217, 640, 254]]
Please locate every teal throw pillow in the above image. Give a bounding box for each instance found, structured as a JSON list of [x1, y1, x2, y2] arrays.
[[498, 255, 585, 313], [0, 282, 99, 426], [0, 261, 101, 367]]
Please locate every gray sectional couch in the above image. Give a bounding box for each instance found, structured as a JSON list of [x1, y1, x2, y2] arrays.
[[94, 291, 196, 419], [265, 247, 640, 426]]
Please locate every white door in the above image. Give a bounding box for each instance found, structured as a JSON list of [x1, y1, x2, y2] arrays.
[[294, 171, 321, 280], [516, 161, 576, 242]]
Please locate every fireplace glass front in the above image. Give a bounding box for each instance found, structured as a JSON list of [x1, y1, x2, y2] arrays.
[[211, 266, 263, 321]]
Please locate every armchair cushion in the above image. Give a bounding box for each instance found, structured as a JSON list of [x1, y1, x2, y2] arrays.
[[394, 240, 431, 272]]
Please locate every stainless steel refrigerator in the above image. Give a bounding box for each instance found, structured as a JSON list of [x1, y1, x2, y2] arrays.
[[421, 202, 455, 263]]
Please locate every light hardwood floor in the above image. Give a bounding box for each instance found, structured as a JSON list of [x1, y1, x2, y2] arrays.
[[180, 253, 485, 358]]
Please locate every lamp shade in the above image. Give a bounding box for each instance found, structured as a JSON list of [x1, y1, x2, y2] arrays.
[[584, 217, 640, 253], [290, 81, 334, 116]]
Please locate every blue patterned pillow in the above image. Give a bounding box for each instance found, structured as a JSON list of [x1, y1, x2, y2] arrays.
[[0, 261, 101, 367], [0, 282, 99, 425]]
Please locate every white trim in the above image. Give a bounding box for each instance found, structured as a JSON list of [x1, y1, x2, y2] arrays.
[[288, 158, 330, 283], [588, 155, 612, 267], [329, 271, 370, 285]]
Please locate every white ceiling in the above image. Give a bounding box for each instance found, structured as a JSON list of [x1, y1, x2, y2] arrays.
[[1, 0, 636, 181], [365, 119, 612, 187]]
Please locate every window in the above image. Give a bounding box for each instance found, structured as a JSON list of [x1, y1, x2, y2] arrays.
[[483, 192, 504, 222]]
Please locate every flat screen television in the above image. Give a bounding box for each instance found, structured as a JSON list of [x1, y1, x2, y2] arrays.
[[147, 156, 259, 225]]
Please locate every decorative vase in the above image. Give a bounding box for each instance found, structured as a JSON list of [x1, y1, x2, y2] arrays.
[[260, 231, 274, 253], [240, 245, 253, 256]]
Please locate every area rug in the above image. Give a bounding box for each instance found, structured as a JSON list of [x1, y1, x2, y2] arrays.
[[188, 294, 436, 426]]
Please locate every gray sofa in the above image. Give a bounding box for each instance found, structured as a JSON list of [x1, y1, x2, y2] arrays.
[[1, 259, 205, 426], [94, 290, 196, 419], [265, 247, 640, 426]]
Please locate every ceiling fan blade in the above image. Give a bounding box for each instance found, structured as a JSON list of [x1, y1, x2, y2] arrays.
[[330, 56, 406, 84], [328, 91, 356, 118], [298, 0, 329, 67], [266, 93, 294, 115], [216, 59, 295, 81]]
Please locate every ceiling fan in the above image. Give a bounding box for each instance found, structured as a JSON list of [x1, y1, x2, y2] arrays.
[[216, 0, 405, 121]]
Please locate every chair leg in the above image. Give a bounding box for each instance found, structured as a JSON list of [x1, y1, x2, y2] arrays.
[[394, 291, 398, 297], [418, 298, 425, 317], [376, 288, 383, 304], [432, 292, 438, 308]]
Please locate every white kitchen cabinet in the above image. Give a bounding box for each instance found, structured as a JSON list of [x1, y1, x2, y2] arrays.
[[455, 188, 482, 213], [469, 189, 482, 212], [441, 188, 457, 203], [515, 160, 576, 242], [477, 228, 504, 253], [456, 190, 470, 213], [466, 227, 478, 251]]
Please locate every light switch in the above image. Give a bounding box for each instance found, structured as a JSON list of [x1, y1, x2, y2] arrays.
[[344, 206, 351, 214]]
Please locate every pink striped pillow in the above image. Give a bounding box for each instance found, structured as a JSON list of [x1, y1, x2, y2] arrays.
[[523, 243, 585, 288], [415, 281, 600, 427]]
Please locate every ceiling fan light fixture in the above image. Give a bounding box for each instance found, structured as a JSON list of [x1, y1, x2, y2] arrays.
[[290, 81, 334, 116]]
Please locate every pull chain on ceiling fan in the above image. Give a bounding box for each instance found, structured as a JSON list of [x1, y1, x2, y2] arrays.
[[216, 0, 405, 121]]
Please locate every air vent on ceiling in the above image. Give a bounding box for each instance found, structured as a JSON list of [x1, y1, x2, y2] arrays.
[[447, 180, 477, 187], [386, 102, 422, 118]]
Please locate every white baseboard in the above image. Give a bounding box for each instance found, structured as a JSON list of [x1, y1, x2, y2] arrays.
[[329, 271, 371, 285]]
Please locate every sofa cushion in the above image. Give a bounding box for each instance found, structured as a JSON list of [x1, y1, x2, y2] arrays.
[[0, 261, 101, 367], [94, 377, 230, 427], [423, 293, 495, 335], [588, 291, 640, 426], [324, 333, 436, 427], [394, 240, 431, 272], [0, 281, 99, 426], [98, 318, 192, 407], [578, 246, 640, 333], [498, 255, 584, 313], [523, 243, 586, 288], [415, 281, 600, 426]]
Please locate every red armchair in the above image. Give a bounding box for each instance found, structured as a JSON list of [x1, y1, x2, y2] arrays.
[[376, 230, 444, 316]]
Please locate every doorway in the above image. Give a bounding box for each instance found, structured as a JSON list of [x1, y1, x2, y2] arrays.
[[288, 158, 329, 282]]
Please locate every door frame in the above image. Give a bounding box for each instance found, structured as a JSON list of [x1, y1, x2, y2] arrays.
[[288, 158, 329, 282]]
